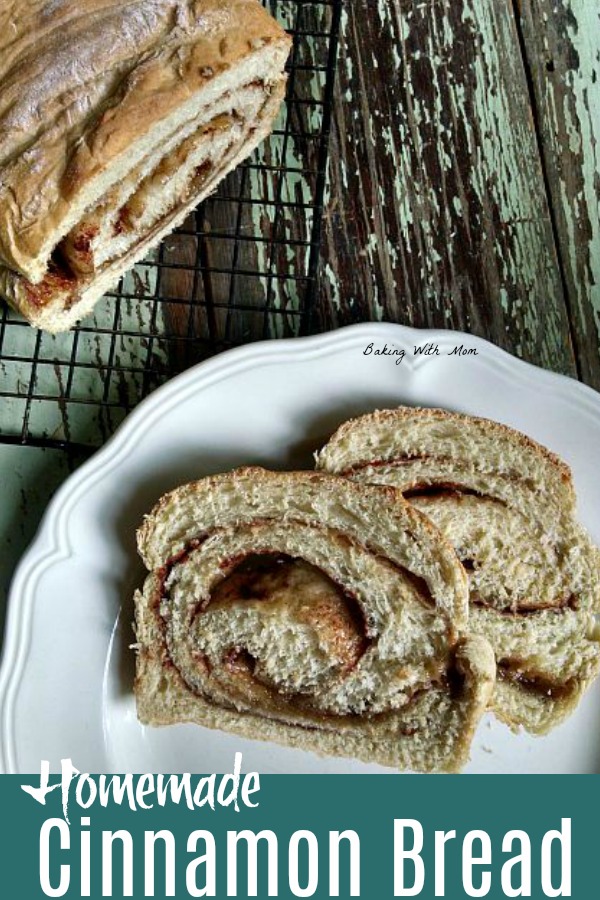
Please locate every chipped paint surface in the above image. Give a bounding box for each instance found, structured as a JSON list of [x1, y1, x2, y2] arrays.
[[0, 256, 167, 444], [518, 0, 600, 385], [319, 0, 596, 380], [0, 445, 72, 628]]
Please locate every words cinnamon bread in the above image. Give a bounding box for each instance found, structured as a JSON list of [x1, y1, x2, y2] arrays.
[[316, 407, 600, 734], [134, 468, 495, 773], [0, 0, 291, 331]]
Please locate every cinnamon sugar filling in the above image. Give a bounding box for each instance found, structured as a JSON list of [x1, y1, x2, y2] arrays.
[[208, 552, 371, 675], [497, 659, 577, 701], [153, 530, 458, 724], [372, 476, 576, 617], [22, 83, 271, 307]]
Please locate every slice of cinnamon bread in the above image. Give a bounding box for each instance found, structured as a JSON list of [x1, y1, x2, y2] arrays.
[[316, 407, 600, 734], [134, 468, 495, 772]]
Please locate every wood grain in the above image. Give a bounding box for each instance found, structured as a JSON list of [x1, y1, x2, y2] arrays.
[[317, 0, 578, 378], [516, 0, 600, 388]]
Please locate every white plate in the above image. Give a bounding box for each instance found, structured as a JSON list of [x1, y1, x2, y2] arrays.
[[2, 323, 600, 774]]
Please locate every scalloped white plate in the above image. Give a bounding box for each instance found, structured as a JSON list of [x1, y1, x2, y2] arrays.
[[2, 323, 600, 774]]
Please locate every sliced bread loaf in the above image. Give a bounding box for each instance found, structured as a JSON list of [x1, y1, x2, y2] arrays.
[[0, 0, 291, 331]]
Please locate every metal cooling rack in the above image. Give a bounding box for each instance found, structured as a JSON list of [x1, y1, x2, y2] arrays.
[[0, 0, 342, 452]]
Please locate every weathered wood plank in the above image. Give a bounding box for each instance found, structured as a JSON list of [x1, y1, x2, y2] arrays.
[[318, 0, 577, 377], [516, 0, 600, 389]]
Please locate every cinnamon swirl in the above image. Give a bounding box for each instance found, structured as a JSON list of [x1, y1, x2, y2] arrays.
[[316, 407, 600, 733], [134, 468, 495, 772]]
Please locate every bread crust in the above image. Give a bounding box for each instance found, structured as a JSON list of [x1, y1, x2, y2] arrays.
[[137, 466, 466, 603], [0, 0, 290, 282], [0, 79, 286, 331], [316, 406, 574, 501]]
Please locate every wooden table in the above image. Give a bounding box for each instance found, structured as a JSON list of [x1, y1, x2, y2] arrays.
[[1, 0, 599, 630], [320, 0, 600, 388]]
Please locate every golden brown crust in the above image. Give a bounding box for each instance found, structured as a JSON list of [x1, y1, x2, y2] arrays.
[[0, 80, 286, 331], [318, 406, 574, 493], [136, 465, 464, 584], [0, 0, 290, 281]]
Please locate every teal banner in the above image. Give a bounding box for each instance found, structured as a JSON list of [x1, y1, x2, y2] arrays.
[[1, 769, 595, 898]]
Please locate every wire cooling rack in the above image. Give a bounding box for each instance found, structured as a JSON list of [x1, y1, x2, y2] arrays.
[[0, 0, 341, 451]]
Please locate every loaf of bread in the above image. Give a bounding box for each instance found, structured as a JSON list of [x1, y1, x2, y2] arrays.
[[0, 0, 291, 332], [316, 407, 600, 734], [134, 468, 495, 772]]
